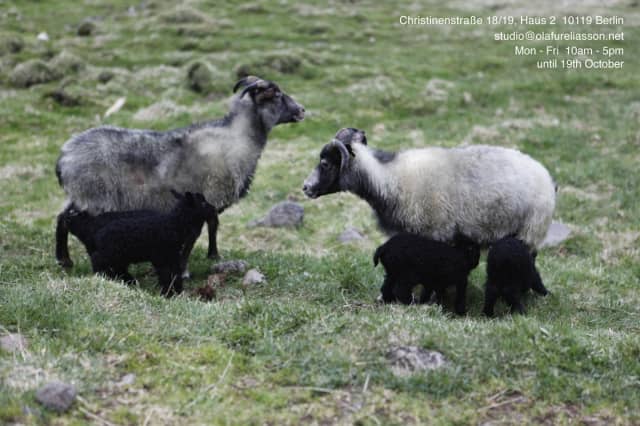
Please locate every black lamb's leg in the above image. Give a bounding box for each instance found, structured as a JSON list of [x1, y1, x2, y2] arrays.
[[55, 206, 73, 268], [206, 211, 220, 259], [531, 267, 549, 296], [380, 276, 396, 303], [156, 260, 183, 298], [483, 281, 499, 317], [454, 278, 469, 316], [394, 282, 414, 305], [179, 228, 200, 279], [505, 291, 526, 315]]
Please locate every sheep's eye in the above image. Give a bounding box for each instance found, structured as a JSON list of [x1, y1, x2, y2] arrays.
[[320, 159, 330, 170]]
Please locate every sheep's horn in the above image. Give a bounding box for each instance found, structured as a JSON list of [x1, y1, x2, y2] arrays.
[[233, 75, 261, 93], [239, 82, 260, 99], [331, 140, 352, 174]]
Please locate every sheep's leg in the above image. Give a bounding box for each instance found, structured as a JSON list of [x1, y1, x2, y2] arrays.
[[483, 282, 499, 317], [206, 212, 220, 259], [453, 279, 468, 315], [55, 206, 73, 268], [380, 276, 396, 303]]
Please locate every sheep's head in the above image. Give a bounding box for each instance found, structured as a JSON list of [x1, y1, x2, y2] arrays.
[[233, 76, 305, 129], [302, 128, 367, 198], [172, 191, 217, 222]]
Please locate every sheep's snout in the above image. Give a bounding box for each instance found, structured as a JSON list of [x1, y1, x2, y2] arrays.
[[302, 170, 320, 198]]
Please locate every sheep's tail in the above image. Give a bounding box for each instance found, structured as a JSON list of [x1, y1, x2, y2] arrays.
[[55, 159, 63, 187], [373, 245, 383, 267]]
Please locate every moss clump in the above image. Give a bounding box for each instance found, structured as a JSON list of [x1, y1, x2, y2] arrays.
[[160, 6, 209, 24], [186, 61, 213, 93], [9, 59, 60, 88], [235, 53, 304, 78], [77, 20, 96, 36], [49, 50, 85, 75], [0, 34, 24, 55]]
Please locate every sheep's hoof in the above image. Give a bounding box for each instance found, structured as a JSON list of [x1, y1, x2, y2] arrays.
[[181, 270, 191, 280], [207, 251, 220, 260], [57, 258, 73, 269]]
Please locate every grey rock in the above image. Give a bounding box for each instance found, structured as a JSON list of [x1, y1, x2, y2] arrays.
[[35, 381, 77, 412], [212, 260, 248, 275], [540, 221, 571, 248], [338, 227, 365, 243], [387, 346, 446, 377], [242, 269, 265, 286], [249, 201, 304, 228], [0, 333, 28, 352]]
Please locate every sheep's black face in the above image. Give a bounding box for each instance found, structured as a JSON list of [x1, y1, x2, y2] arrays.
[[303, 144, 344, 198]]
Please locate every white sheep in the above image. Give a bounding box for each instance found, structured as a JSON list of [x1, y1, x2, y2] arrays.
[[303, 128, 556, 251]]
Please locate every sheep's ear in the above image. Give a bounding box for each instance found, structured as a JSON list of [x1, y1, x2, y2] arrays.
[[334, 128, 367, 146], [352, 129, 367, 145]]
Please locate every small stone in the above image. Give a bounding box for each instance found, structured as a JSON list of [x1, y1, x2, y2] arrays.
[[463, 91, 473, 104], [77, 20, 96, 37], [212, 260, 248, 275], [37, 32, 50, 42], [338, 227, 365, 243], [116, 373, 136, 387], [387, 346, 446, 377], [249, 201, 304, 228], [540, 221, 571, 248], [242, 269, 265, 286], [0, 333, 28, 353], [35, 381, 77, 413]]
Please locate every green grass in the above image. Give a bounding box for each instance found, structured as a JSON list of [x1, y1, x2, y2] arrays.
[[1, 0, 639, 424]]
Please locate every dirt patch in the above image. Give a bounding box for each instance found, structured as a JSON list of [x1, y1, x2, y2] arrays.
[[598, 230, 640, 263]]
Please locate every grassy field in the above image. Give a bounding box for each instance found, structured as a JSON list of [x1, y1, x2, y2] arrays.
[[1, 0, 639, 424]]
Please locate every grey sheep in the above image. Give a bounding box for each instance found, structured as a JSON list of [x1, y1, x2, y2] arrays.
[[303, 128, 556, 251], [56, 76, 305, 272]]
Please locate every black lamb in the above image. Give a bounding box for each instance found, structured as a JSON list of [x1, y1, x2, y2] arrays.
[[483, 236, 549, 316], [373, 232, 480, 314], [75, 191, 216, 296]]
